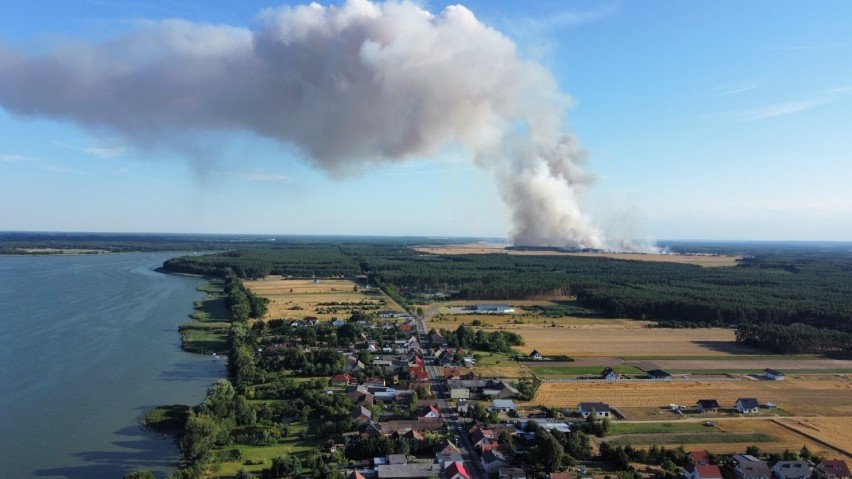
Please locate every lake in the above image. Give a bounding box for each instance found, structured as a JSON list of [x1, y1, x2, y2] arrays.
[[0, 252, 225, 478]]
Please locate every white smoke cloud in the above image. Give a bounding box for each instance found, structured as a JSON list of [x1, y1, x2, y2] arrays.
[[0, 0, 632, 249]]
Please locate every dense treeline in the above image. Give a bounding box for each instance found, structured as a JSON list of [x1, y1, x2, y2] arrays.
[[224, 271, 268, 321], [440, 324, 525, 354], [735, 323, 852, 354], [163, 246, 362, 278]]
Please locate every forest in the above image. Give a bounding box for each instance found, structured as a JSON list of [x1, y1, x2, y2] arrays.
[[157, 242, 852, 354]]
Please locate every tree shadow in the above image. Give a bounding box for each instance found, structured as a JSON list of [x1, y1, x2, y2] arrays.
[[158, 359, 225, 382], [35, 426, 179, 479]]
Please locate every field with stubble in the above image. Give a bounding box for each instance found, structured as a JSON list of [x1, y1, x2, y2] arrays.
[[244, 276, 403, 321], [528, 375, 852, 415]]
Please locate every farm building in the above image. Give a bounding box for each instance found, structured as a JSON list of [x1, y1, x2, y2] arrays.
[[529, 350, 543, 360], [817, 460, 851, 479], [474, 304, 515, 314], [601, 367, 620, 381], [733, 455, 772, 479], [696, 399, 720, 413], [764, 368, 785, 380], [578, 402, 611, 418], [736, 397, 760, 414], [773, 461, 812, 479]]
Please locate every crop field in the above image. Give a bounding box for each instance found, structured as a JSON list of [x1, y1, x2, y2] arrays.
[[413, 245, 740, 267], [528, 376, 852, 416], [504, 324, 753, 357], [773, 417, 852, 459], [244, 277, 402, 321]]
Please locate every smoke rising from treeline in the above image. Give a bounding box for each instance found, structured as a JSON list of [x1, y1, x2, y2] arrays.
[[0, 0, 641, 249]]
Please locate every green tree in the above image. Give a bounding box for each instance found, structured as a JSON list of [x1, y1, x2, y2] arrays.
[[123, 471, 156, 479], [199, 379, 235, 419], [234, 394, 256, 426], [529, 429, 565, 473], [179, 413, 223, 462]]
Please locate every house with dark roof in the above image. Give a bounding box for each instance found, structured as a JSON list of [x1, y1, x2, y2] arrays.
[[736, 398, 760, 414], [818, 460, 851, 479], [733, 455, 772, 479], [488, 399, 517, 413], [578, 402, 611, 418], [481, 450, 508, 474], [764, 368, 785, 380], [529, 350, 543, 360], [377, 463, 441, 479], [435, 438, 461, 454], [349, 405, 373, 423], [773, 461, 812, 479], [696, 399, 720, 413]]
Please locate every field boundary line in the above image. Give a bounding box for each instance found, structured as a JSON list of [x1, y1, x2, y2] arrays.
[[770, 419, 852, 459], [541, 377, 742, 383]]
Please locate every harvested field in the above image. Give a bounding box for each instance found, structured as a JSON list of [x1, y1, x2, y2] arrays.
[[618, 418, 852, 460], [774, 417, 852, 459], [503, 325, 754, 357], [719, 419, 852, 461], [244, 277, 402, 321], [528, 375, 852, 416], [414, 245, 740, 267]]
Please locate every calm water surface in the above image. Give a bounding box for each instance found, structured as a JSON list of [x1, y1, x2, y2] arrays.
[[0, 252, 225, 478]]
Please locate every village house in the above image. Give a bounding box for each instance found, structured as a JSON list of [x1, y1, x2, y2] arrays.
[[450, 387, 471, 400], [488, 399, 517, 413], [733, 455, 772, 479], [601, 367, 620, 381], [435, 438, 461, 454], [445, 461, 471, 479], [773, 461, 812, 479], [349, 405, 373, 423], [735, 398, 760, 414], [528, 350, 543, 360], [764, 368, 785, 380], [685, 464, 724, 479], [481, 450, 509, 474], [578, 402, 611, 418], [688, 450, 711, 465], [818, 460, 851, 479], [696, 399, 720, 414], [377, 463, 441, 479], [330, 373, 354, 387]]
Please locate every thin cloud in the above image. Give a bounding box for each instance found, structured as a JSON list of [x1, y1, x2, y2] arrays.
[[736, 85, 852, 122], [714, 76, 766, 96], [0, 154, 37, 162], [509, 4, 617, 36], [83, 144, 129, 159]]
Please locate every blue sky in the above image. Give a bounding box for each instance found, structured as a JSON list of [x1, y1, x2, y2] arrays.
[[1, 1, 851, 242]]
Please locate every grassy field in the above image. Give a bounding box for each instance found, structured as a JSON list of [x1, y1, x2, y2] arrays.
[[179, 280, 230, 354], [609, 422, 717, 435], [469, 352, 532, 378], [531, 365, 645, 378], [607, 432, 774, 446], [213, 421, 322, 478], [244, 277, 402, 321]]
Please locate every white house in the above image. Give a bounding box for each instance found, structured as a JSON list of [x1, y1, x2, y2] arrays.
[[733, 455, 771, 479], [764, 368, 785, 380], [735, 398, 760, 414], [488, 399, 516, 413], [578, 402, 611, 418]]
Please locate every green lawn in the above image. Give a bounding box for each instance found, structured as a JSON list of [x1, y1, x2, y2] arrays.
[[607, 432, 774, 446], [213, 421, 322, 478], [179, 281, 230, 353], [531, 365, 644, 377], [610, 422, 718, 435]]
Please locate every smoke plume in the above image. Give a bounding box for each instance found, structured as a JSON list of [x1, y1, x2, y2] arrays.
[[0, 0, 617, 249]]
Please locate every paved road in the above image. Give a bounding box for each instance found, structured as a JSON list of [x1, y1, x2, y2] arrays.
[[411, 310, 484, 479]]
